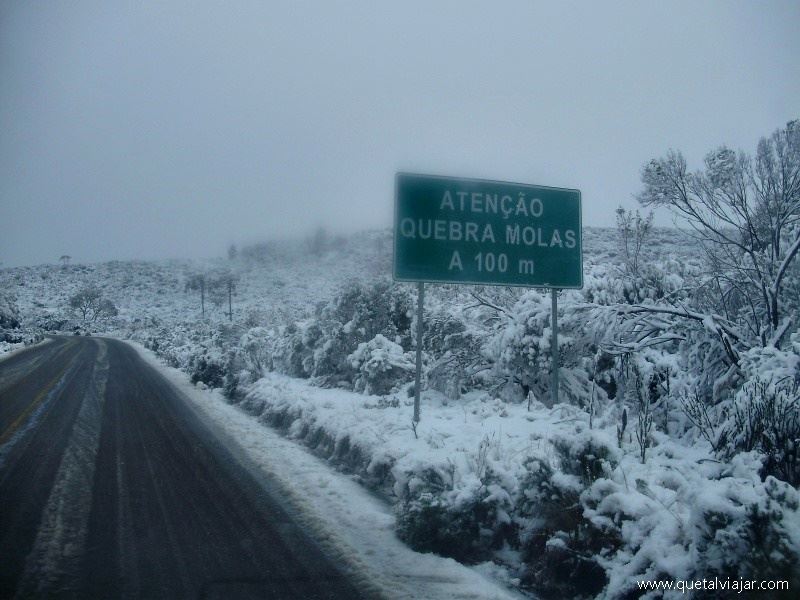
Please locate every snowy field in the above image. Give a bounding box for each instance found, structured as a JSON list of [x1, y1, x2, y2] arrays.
[[230, 373, 800, 599], [2, 224, 799, 599]]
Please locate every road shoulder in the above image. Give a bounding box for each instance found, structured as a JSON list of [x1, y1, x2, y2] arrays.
[[125, 339, 527, 600], [0, 336, 53, 365]]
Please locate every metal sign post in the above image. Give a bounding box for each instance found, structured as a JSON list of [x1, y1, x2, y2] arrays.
[[413, 281, 424, 423], [551, 288, 559, 407]]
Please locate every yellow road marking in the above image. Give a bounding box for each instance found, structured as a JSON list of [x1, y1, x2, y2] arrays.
[[0, 353, 75, 446]]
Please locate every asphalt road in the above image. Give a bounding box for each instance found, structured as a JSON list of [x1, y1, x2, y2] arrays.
[[0, 336, 368, 599]]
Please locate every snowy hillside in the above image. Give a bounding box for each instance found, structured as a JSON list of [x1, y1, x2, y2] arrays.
[[2, 224, 799, 599]]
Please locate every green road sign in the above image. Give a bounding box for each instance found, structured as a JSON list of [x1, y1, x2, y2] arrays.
[[394, 173, 583, 288]]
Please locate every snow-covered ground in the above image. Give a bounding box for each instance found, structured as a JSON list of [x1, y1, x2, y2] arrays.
[[218, 371, 800, 599], [131, 341, 526, 600], [0, 336, 50, 362], [2, 226, 798, 598]]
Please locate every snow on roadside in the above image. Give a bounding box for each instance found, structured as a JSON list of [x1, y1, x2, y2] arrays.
[[129, 340, 528, 600], [238, 371, 583, 510], [157, 355, 800, 598], [0, 336, 52, 363]]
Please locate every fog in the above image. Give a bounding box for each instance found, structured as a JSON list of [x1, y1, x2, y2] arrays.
[[1, 1, 798, 267]]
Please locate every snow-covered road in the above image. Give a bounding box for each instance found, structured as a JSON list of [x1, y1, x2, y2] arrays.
[[1, 337, 368, 599]]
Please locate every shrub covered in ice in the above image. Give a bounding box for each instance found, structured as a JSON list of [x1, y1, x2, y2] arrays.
[[0, 291, 21, 330], [486, 290, 612, 406], [423, 310, 483, 399], [717, 377, 800, 486], [239, 326, 273, 377], [394, 444, 517, 564], [189, 352, 226, 388], [689, 473, 800, 593], [348, 334, 414, 395], [571, 447, 800, 599], [396, 466, 515, 563], [516, 429, 619, 598], [739, 344, 800, 386], [254, 279, 416, 389]]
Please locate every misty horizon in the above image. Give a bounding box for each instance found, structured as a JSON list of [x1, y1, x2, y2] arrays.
[[2, 1, 798, 267]]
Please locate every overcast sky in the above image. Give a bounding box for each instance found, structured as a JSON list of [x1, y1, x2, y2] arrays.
[[1, 1, 798, 267]]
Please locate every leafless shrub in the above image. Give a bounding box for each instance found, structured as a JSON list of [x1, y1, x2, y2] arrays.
[[719, 378, 800, 486]]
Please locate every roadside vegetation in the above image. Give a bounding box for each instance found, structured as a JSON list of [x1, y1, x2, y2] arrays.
[[1, 120, 798, 598]]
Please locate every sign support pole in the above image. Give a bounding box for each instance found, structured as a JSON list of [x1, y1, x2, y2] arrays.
[[413, 281, 424, 423], [551, 287, 559, 407]]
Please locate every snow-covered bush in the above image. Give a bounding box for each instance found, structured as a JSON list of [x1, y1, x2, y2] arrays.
[[189, 352, 226, 388], [141, 327, 184, 368], [581, 259, 690, 308], [560, 447, 800, 599], [261, 279, 415, 391], [33, 311, 70, 332], [739, 344, 800, 386], [488, 291, 560, 402], [133, 320, 237, 391], [0, 291, 21, 329], [488, 291, 611, 406], [267, 322, 307, 378], [266, 320, 328, 379], [308, 327, 357, 385], [321, 279, 414, 351], [516, 429, 619, 599], [423, 310, 484, 399], [394, 448, 516, 565], [689, 474, 800, 595], [677, 324, 735, 402], [717, 378, 800, 486], [348, 334, 414, 395], [396, 465, 515, 563], [239, 326, 273, 377]]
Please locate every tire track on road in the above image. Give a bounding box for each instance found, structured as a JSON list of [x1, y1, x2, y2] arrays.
[[15, 339, 110, 598], [0, 340, 77, 448], [0, 339, 98, 598]]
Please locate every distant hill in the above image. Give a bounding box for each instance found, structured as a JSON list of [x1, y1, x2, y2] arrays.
[[0, 226, 699, 335]]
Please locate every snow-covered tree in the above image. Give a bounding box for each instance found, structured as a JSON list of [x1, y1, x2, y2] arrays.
[[185, 273, 207, 317], [209, 270, 238, 321], [637, 120, 799, 349], [0, 291, 21, 329], [348, 333, 414, 395], [614, 207, 668, 304], [68, 286, 117, 323]]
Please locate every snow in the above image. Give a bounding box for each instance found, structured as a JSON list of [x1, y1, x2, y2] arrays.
[[2, 225, 798, 598], [0, 336, 52, 363], [129, 341, 527, 600], [16, 340, 109, 596], [213, 368, 799, 598]]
